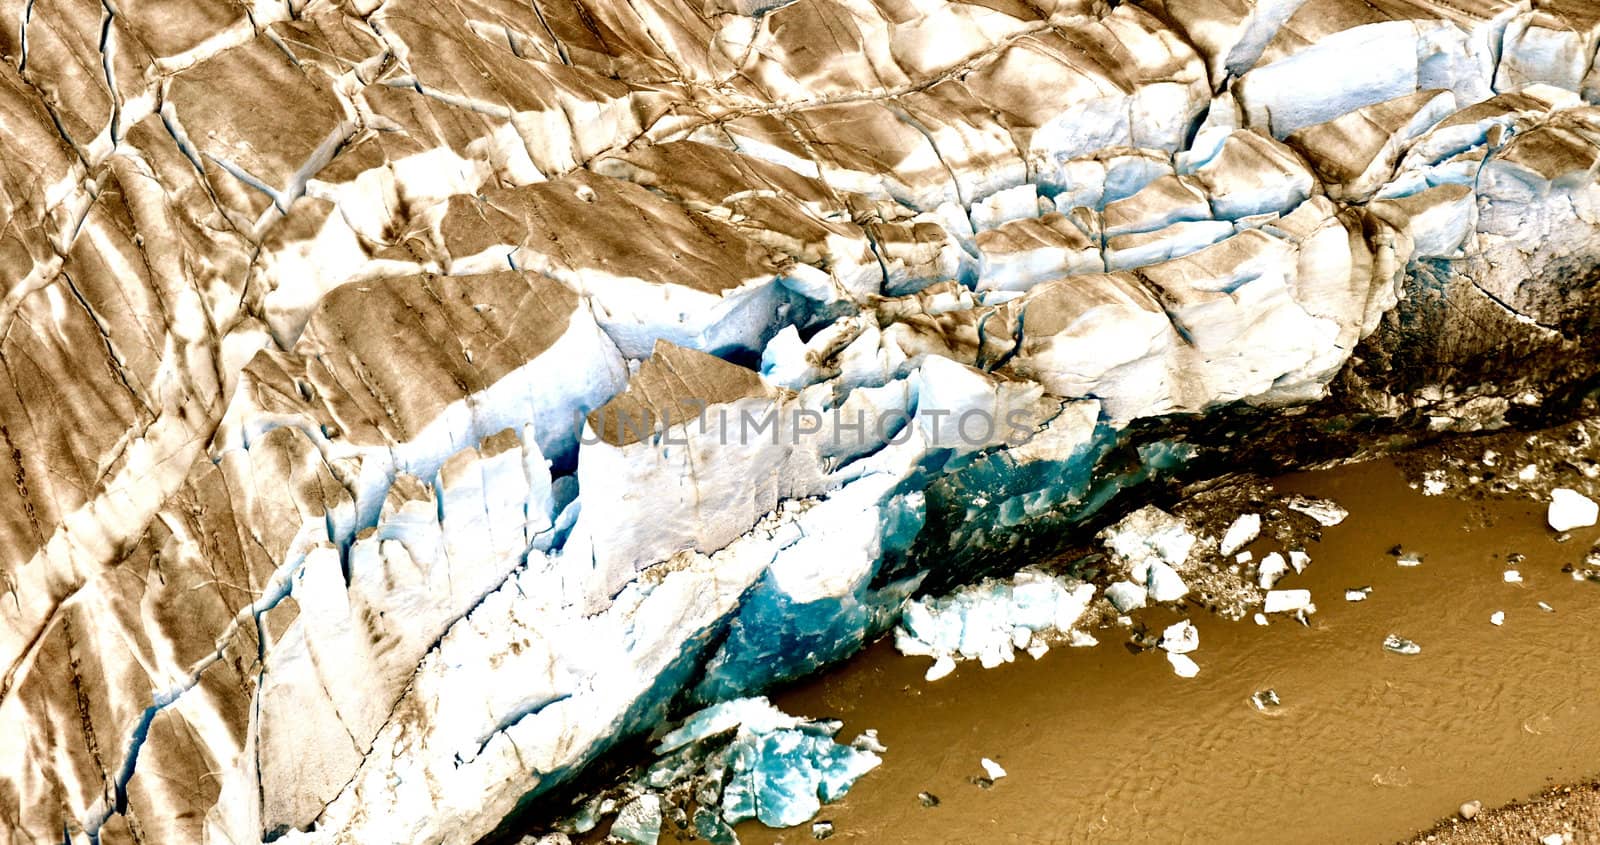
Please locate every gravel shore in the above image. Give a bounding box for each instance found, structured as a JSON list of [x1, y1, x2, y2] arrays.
[[1403, 782, 1600, 844]]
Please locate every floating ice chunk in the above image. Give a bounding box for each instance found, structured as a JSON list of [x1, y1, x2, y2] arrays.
[[1236, 551, 1253, 564], [1280, 492, 1344, 524], [1540, 601, 1556, 613], [1288, 550, 1311, 574], [611, 795, 662, 845], [1250, 689, 1282, 711], [1069, 630, 1098, 648], [851, 730, 887, 754], [1216, 512, 1254, 556], [1346, 587, 1372, 602], [1263, 589, 1312, 614], [1026, 641, 1050, 660], [1159, 620, 1199, 655], [1541, 834, 1566, 845], [1383, 634, 1422, 655], [1253, 613, 1269, 626], [1145, 561, 1189, 603], [812, 821, 835, 840], [1105, 581, 1148, 613], [1396, 552, 1423, 567], [1258, 552, 1288, 588], [1505, 570, 1523, 583], [980, 758, 1008, 780], [1520, 464, 1540, 482], [719, 714, 884, 829], [1167, 652, 1200, 678], [896, 569, 1096, 675], [1219, 513, 1262, 556], [1548, 488, 1599, 531], [1490, 611, 1505, 626]]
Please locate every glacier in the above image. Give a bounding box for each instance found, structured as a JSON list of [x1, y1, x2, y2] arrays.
[[1, 0, 1600, 843]]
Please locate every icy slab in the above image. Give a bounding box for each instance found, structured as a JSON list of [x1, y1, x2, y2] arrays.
[[1167, 652, 1200, 678], [584, 697, 885, 839], [611, 795, 662, 845], [1548, 488, 1599, 531], [1159, 620, 1199, 654], [1105, 581, 1149, 613], [896, 569, 1097, 672], [1101, 505, 1199, 579], [1285, 495, 1349, 526], [980, 758, 1008, 780], [1219, 513, 1262, 556], [721, 721, 884, 828], [1146, 562, 1190, 603], [1264, 589, 1313, 614], [1383, 634, 1423, 655], [1258, 552, 1289, 588]]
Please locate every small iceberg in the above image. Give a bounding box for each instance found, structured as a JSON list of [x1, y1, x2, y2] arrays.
[[895, 569, 1096, 674], [1382, 634, 1422, 655]]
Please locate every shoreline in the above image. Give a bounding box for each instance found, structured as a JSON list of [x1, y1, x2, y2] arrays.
[[1403, 781, 1600, 844]]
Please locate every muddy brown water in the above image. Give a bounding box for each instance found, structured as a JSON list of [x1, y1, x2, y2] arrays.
[[710, 458, 1600, 844]]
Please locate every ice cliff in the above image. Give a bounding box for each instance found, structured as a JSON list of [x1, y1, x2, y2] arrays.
[[3, 0, 1600, 842]]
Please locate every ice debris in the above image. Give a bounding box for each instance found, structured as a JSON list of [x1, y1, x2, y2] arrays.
[[812, 821, 835, 840], [1250, 689, 1281, 711], [610, 795, 662, 845], [1167, 653, 1200, 678], [1505, 570, 1523, 583], [1146, 562, 1190, 603], [1258, 552, 1289, 588], [1548, 488, 1599, 531], [1285, 495, 1349, 527], [1383, 634, 1422, 655], [1100, 505, 1197, 578], [1219, 514, 1262, 557], [1159, 620, 1199, 655], [1540, 601, 1556, 613], [1345, 587, 1372, 602], [1106, 581, 1148, 613], [1396, 551, 1424, 567], [1490, 611, 1505, 626], [918, 792, 940, 808], [896, 569, 1096, 674], [980, 758, 1008, 781], [575, 697, 882, 840], [1263, 589, 1313, 614], [1288, 551, 1311, 574]]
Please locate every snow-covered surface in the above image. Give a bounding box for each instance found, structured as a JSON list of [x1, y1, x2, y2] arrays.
[[5, 0, 1600, 841]]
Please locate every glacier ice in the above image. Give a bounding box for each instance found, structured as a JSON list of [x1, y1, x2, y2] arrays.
[[895, 569, 1097, 672], [8, 0, 1600, 840]]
